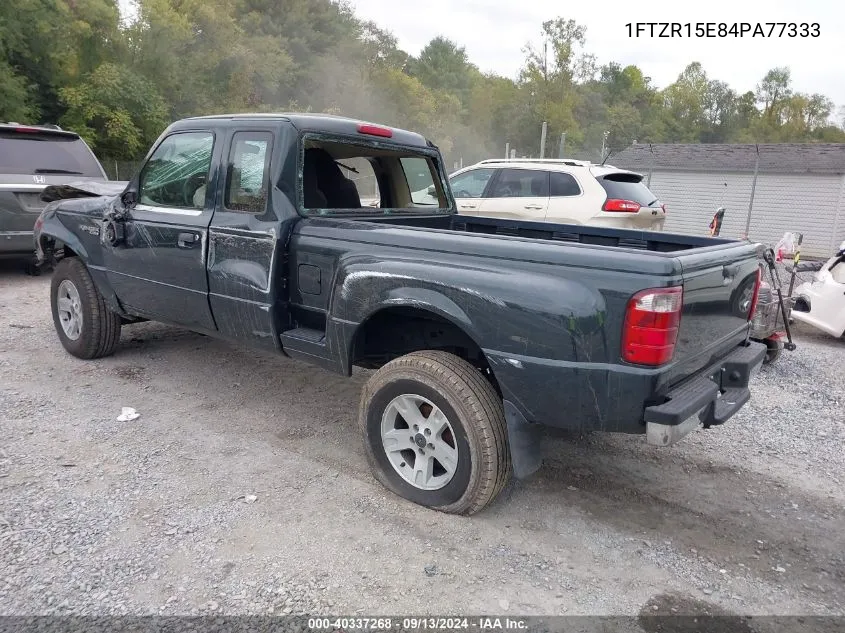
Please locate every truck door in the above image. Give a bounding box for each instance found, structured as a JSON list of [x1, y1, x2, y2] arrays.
[[206, 127, 282, 351], [104, 130, 218, 331]]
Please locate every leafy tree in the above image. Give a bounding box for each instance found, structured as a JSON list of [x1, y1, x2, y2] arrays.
[[757, 67, 792, 121], [60, 62, 168, 158], [3, 4, 843, 165], [408, 36, 474, 98]]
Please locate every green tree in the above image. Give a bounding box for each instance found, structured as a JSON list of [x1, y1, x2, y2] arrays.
[[408, 36, 474, 100], [60, 62, 168, 158]]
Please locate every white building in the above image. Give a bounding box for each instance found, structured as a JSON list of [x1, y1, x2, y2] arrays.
[[612, 143, 845, 258]]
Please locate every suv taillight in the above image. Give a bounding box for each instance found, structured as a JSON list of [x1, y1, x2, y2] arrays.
[[622, 286, 683, 366], [747, 267, 762, 321], [603, 199, 641, 212]]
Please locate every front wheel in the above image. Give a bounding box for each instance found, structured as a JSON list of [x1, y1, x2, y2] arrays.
[[358, 350, 511, 515], [50, 257, 122, 359]]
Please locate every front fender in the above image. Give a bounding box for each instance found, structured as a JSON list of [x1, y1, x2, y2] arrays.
[[35, 204, 90, 264], [35, 202, 126, 316]]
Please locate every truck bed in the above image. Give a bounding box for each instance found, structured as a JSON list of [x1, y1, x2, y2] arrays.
[[333, 211, 760, 401], [366, 213, 733, 254]]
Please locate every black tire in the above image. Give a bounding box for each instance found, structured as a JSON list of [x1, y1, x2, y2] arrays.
[[763, 338, 784, 365], [50, 257, 122, 359], [24, 257, 42, 276], [358, 350, 511, 515]]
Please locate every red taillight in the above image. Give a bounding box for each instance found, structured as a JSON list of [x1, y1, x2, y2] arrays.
[[603, 199, 641, 212], [622, 286, 683, 366], [357, 123, 393, 138], [14, 126, 41, 133], [747, 267, 762, 321]]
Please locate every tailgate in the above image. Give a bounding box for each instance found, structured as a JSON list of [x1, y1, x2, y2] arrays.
[[666, 242, 760, 386]]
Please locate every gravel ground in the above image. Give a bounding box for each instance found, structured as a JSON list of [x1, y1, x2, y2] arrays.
[[1, 262, 844, 620]]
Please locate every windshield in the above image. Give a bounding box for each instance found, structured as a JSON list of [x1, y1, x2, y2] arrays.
[[0, 131, 104, 177]]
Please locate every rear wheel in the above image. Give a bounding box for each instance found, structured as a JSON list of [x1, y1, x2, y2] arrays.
[[50, 257, 122, 359], [358, 350, 511, 515]]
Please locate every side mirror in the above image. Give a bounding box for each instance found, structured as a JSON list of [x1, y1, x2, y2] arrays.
[[427, 184, 435, 195], [121, 190, 137, 208]]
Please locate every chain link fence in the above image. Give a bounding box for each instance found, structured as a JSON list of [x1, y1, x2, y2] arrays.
[[101, 159, 143, 181]]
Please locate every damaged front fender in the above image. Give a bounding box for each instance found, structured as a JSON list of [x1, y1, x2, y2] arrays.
[[34, 202, 90, 265]]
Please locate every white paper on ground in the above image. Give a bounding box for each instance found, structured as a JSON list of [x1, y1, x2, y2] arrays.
[[116, 407, 140, 422]]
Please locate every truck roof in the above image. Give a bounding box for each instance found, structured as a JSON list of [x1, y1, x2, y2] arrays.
[[177, 113, 431, 148]]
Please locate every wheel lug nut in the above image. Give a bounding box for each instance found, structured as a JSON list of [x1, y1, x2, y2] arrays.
[[428, 443, 434, 449], [418, 449, 425, 455], [413, 424, 419, 431], [424, 428, 431, 436], [400, 462, 406, 467]]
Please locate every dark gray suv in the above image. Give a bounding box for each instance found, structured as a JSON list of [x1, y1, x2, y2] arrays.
[[1, 123, 107, 263]]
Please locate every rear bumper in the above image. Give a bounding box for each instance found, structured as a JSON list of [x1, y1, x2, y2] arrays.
[[485, 339, 765, 438], [643, 341, 766, 446], [0, 230, 35, 257]]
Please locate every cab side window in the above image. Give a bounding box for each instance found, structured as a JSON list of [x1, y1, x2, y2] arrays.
[[225, 132, 273, 214], [139, 132, 214, 209]]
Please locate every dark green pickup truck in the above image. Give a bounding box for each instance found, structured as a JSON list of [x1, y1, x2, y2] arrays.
[[34, 113, 766, 514]]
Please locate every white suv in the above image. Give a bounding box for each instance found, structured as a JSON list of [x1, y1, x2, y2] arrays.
[[418, 158, 666, 231]]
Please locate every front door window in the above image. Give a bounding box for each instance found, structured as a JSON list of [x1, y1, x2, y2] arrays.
[[139, 132, 214, 210]]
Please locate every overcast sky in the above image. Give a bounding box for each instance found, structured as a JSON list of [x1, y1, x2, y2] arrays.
[[348, 0, 845, 110]]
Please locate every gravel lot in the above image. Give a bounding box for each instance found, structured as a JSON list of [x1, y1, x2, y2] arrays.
[[1, 262, 844, 620]]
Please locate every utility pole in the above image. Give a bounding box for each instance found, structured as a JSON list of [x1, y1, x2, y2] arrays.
[[543, 41, 548, 82], [600, 131, 609, 162], [539, 121, 548, 158], [505, 142, 510, 159], [744, 144, 760, 239], [558, 133, 566, 158], [647, 143, 655, 187]]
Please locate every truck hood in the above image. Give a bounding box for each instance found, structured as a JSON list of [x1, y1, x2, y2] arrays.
[[40, 180, 128, 203]]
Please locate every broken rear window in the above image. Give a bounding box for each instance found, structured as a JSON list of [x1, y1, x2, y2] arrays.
[[300, 138, 449, 216]]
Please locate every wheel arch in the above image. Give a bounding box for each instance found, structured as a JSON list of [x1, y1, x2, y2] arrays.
[[37, 215, 89, 264], [349, 303, 501, 396]]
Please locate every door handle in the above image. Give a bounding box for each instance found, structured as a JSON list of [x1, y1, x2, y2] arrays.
[[177, 232, 200, 248], [524, 204, 544, 210], [459, 204, 476, 209]]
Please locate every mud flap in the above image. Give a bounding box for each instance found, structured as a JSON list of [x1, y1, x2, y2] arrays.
[[503, 400, 542, 479]]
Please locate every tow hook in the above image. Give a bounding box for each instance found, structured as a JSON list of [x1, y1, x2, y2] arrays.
[[102, 218, 125, 246]]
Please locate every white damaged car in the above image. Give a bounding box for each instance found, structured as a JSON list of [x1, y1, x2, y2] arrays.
[[791, 240, 845, 338]]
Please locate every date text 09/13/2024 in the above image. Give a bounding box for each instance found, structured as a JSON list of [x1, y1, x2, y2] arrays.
[[625, 22, 820, 38]]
